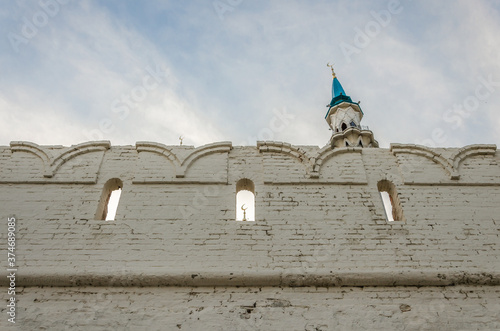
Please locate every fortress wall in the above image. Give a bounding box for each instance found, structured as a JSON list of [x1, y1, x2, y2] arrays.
[[1, 142, 498, 221], [1, 141, 499, 329], [7, 285, 500, 331], [5, 193, 499, 287], [0, 141, 499, 286]]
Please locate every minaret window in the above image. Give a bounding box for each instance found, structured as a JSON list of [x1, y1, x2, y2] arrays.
[[341, 123, 347, 131], [236, 178, 255, 221], [350, 121, 356, 127]]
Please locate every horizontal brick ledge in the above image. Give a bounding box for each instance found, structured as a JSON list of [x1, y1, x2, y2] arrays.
[[6, 270, 500, 287]]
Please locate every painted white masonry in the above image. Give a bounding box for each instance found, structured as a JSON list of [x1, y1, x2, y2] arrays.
[[0, 140, 499, 330]]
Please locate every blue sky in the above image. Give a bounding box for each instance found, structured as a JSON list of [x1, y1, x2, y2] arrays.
[[1, 0, 500, 148]]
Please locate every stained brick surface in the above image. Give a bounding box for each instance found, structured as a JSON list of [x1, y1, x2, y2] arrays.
[[0, 141, 499, 329]]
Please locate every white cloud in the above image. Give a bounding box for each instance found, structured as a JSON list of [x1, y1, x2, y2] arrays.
[[1, 0, 499, 149], [0, 1, 223, 147], [0, 92, 84, 145]]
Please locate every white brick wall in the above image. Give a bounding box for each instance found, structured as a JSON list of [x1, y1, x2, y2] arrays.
[[6, 286, 500, 330], [0, 140, 499, 329]]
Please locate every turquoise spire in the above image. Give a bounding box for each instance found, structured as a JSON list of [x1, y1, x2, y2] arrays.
[[332, 75, 346, 99], [325, 64, 361, 118], [328, 64, 353, 107]]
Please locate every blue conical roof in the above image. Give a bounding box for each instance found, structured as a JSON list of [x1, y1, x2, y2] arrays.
[[325, 67, 362, 118], [332, 76, 346, 99], [329, 74, 353, 107]]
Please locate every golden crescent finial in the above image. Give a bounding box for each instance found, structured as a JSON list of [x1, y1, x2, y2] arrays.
[[327, 62, 336, 78], [241, 204, 248, 221], [179, 136, 183, 145]]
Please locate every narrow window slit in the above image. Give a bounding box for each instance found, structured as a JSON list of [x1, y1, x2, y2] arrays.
[[377, 179, 405, 222], [105, 188, 122, 221], [236, 178, 255, 221], [380, 191, 394, 222], [95, 178, 123, 221]]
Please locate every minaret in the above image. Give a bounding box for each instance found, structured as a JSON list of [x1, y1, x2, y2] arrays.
[[325, 65, 378, 149]]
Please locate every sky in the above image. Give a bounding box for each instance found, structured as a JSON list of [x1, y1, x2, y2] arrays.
[[1, 0, 500, 149]]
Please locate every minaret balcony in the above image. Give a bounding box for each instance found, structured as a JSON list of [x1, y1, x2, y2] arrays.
[[329, 126, 379, 149]]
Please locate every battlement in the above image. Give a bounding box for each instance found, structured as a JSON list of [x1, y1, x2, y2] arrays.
[[0, 140, 499, 287], [2, 141, 497, 185], [1, 140, 500, 329]]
